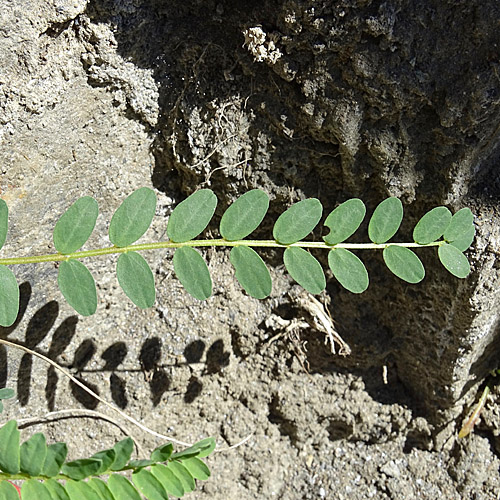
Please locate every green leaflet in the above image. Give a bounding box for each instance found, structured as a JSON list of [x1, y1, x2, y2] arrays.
[[167, 189, 217, 243], [171, 437, 216, 460], [87, 478, 115, 500], [53, 196, 98, 254], [413, 206, 452, 245], [179, 456, 211, 480], [444, 208, 474, 243], [90, 448, 116, 474], [44, 479, 70, 500], [450, 224, 475, 252], [0, 481, 21, 500], [150, 443, 173, 462], [368, 197, 403, 244], [0, 420, 20, 474], [283, 247, 325, 295], [116, 252, 155, 308], [0, 265, 19, 328], [65, 479, 101, 500], [173, 247, 212, 301], [41, 442, 68, 477], [108, 474, 142, 500], [328, 248, 369, 294], [21, 480, 52, 500], [230, 246, 272, 299], [110, 437, 134, 471], [383, 245, 425, 283], [58, 260, 97, 316], [0, 388, 15, 400], [127, 459, 153, 469], [20, 433, 47, 477], [323, 198, 366, 245], [109, 187, 157, 248], [273, 198, 323, 244], [166, 461, 195, 493], [132, 468, 169, 500], [60, 458, 102, 480], [438, 243, 471, 278], [220, 189, 269, 240], [0, 198, 8, 251], [150, 464, 185, 497]]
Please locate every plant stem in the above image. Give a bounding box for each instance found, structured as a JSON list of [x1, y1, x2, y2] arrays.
[[0, 239, 441, 266]]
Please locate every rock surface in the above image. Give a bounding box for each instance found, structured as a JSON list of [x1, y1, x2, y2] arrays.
[[1, 0, 499, 498]]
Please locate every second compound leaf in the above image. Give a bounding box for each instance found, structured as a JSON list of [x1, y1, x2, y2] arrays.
[[117, 252, 155, 309], [438, 243, 471, 278], [273, 198, 323, 245], [368, 197, 403, 244], [53, 196, 98, 254], [0, 420, 20, 475], [173, 247, 212, 301], [220, 189, 269, 240], [328, 248, 369, 294], [58, 260, 97, 317], [20, 433, 47, 477], [283, 247, 326, 295], [383, 245, 425, 283], [132, 468, 169, 500], [109, 187, 157, 248], [230, 246, 272, 299], [413, 206, 452, 245], [167, 189, 217, 243], [0, 265, 20, 328], [323, 198, 366, 245]]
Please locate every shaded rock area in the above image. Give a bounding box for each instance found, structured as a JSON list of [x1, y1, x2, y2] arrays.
[[1, 0, 500, 498]]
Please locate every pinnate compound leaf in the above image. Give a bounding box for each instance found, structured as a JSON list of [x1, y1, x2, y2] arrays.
[[20, 433, 47, 476], [44, 479, 70, 500], [61, 458, 102, 480], [151, 443, 173, 463], [0, 481, 22, 500], [65, 479, 101, 500], [179, 456, 211, 480], [53, 196, 98, 254], [171, 437, 216, 460], [167, 189, 217, 243], [109, 187, 157, 247], [41, 442, 68, 477], [21, 479, 52, 500], [0, 388, 14, 400], [230, 246, 272, 299], [0, 198, 8, 251], [58, 260, 97, 316], [283, 247, 325, 295], [220, 189, 269, 240], [450, 224, 475, 252], [438, 244, 470, 278], [166, 461, 195, 493], [413, 206, 452, 245], [150, 464, 185, 497], [132, 468, 169, 500], [116, 252, 155, 308], [88, 478, 115, 500], [0, 420, 20, 474], [323, 198, 366, 245], [444, 208, 474, 243], [328, 248, 369, 294], [0, 266, 19, 328], [110, 437, 134, 471], [368, 197, 403, 244], [273, 198, 323, 244], [173, 247, 212, 301], [383, 246, 425, 283], [108, 474, 142, 500]]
